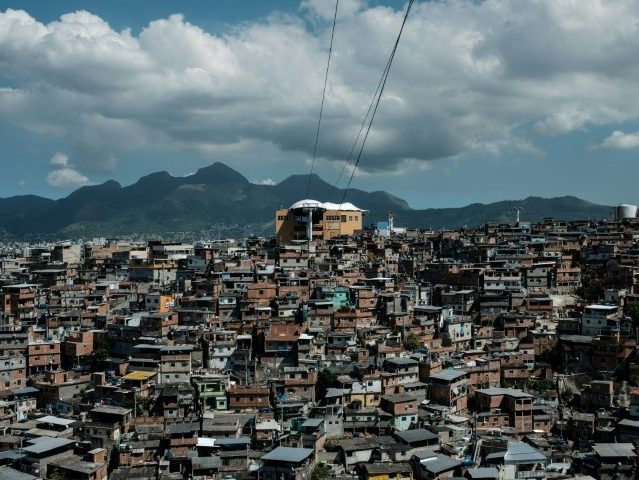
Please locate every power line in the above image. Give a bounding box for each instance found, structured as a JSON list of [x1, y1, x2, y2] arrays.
[[325, 51, 393, 203], [340, 0, 415, 204], [305, 0, 340, 198]]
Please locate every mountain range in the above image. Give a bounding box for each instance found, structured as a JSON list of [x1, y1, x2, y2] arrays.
[[0, 162, 614, 239]]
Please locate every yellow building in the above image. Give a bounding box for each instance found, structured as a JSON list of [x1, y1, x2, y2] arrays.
[[362, 463, 413, 480], [275, 199, 364, 244]]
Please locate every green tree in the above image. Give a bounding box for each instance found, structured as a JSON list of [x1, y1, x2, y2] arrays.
[[403, 333, 421, 351], [316, 369, 338, 401], [625, 305, 639, 340], [49, 468, 70, 480], [312, 463, 331, 480], [93, 337, 110, 367]]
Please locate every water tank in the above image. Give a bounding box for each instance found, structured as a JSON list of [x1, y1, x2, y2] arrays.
[[615, 204, 638, 221]]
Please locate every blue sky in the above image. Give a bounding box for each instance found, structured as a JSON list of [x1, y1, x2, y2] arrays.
[[1, 0, 639, 209]]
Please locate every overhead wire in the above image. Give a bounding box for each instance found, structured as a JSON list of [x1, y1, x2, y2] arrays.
[[339, 0, 415, 204], [305, 0, 340, 199], [325, 51, 394, 203]]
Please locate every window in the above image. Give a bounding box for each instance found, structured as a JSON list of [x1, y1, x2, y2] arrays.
[[341, 215, 347, 222]]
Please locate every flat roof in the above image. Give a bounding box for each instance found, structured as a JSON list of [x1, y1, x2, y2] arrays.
[[48, 458, 103, 475], [505, 441, 547, 464], [161, 344, 194, 352], [593, 443, 636, 458], [261, 446, 314, 464], [91, 405, 132, 416], [301, 418, 324, 428], [197, 437, 216, 448], [364, 463, 411, 474], [35, 415, 75, 427], [11, 387, 39, 395], [214, 437, 251, 446], [122, 371, 157, 381], [467, 467, 499, 479], [0, 467, 37, 480], [585, 304, 618, 310], [476, 387, 533, 399], [382, 393, 417, 403], [414, 305, 444, 312], [418, 453, 461, 473], [3, 284, 38, 289], [22, 437, 74, 454], [430, 369, 467, 381], [385, 357, 418, 366], [395, 429, 438, 444]]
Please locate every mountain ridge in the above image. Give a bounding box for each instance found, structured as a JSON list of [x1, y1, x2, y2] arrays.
[[0, 163, 614, 238]]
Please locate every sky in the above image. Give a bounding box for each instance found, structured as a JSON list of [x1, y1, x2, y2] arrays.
[[1, 0, 639, 209]]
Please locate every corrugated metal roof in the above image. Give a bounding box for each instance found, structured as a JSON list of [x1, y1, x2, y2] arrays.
[[418, 453, 461, 473], [35, 415, 75, 427], [0, 466, 37, 480], [91, 405, 132, 416], [395, 429, 438, 444], [504, 441, 547, 464], [429, 369, 467, 381], [261, 446, 313, 464], [593, 443, 636, 458], [22, 437, 74, 454]]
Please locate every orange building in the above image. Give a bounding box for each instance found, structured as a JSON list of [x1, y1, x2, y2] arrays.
[[275, 199, 364, 244]]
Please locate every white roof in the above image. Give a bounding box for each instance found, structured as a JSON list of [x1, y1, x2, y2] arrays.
[[585, 304, 618, 310], [289, 199, 364, 211], [35, 415, 75, 427], [197, 437, 216, 448], [256, 419, 280, 431]]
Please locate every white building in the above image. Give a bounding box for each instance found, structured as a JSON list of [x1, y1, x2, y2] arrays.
[[581, 304, 621, 336]]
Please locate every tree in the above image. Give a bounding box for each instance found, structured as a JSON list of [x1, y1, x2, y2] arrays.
[[48, 468, 70, 480], [311, 463, 331, 480], [316, 369, 338, 401], [403, 333, 421, 351], [93, 337, 110, 368], [625, 305, 639, 340]]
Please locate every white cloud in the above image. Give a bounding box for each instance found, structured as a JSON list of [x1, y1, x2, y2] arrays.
[[46, 167, 92, 188], [257, 178, 276, 186], [598, 130, 639, 150], [301, 0, 363, 20], [2, 2, 639, 175], [46, 152, 92, 188], [18, 180, 26, 189], [50, 152, 69, 167]]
